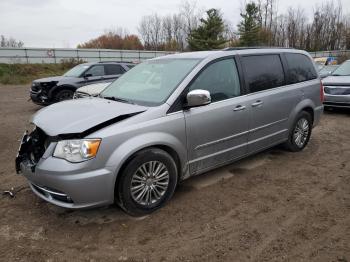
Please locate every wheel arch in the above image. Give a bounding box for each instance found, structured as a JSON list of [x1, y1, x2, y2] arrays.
[[288, 99, 316, 129], [113, 144, 182, 197], [106, 132, 187, 199], [301, 106, 314, 124], [49, 84, 77, 99]]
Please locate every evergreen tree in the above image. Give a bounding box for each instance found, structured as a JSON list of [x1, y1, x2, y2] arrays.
[[188, 9, 227, 51], [238, 3, 262, 46]]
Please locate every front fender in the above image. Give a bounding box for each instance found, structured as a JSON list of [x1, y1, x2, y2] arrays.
[[105, 132, 188, 183]]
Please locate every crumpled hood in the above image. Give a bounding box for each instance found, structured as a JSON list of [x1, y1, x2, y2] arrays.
[[76, 82, 111, 96], [322, 76, 350, 86], [32, 98, 147, 136]]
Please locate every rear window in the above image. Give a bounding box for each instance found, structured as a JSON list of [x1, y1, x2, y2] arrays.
[[285, 53, 317, 84], [242, 55, 285, 93]]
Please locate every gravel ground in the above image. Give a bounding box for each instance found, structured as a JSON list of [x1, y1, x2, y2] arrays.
[[0, 84, 349, 262]]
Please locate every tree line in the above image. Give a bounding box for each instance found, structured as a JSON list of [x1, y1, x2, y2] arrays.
[[136, 0, 350, 51], [238, 0, 350, 51], [83, 0, 350, 52]]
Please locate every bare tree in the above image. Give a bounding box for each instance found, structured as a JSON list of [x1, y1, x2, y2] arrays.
[[0, 35, 24, 48], [172, 13, 186, 50], [179, 0, 203, 36], [248, 0, 350, 51], [138, 16, 152, 49], [138, 14, 163, 50]]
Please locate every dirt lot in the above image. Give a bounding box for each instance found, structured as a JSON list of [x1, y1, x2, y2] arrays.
[[0, 84, 349, 262]]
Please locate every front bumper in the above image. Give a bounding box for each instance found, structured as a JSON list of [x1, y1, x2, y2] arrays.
[[18, 157, 116, 209], [324, 86, 350, 108], [30, 89, 50, 105], [324, 94, 350, 108]]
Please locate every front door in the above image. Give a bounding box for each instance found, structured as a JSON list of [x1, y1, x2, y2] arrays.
[[84, 65, 105, 84], [184, 58, 250, 175]]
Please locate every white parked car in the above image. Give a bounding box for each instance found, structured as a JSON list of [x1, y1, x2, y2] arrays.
[[73, 82, 111, 99]]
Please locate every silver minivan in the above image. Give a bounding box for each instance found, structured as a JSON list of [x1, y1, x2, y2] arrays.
[[16, 48, 323, 216]]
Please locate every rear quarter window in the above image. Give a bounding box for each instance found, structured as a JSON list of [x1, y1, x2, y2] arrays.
[[285, 53, 317, 84], [241, 54, 285, 93], [105, 64, 125, 75]]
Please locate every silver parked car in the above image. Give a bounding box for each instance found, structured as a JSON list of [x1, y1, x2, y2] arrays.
[[16, 48, 323, 216], [322, 60, 350, 108], [318, 64, 339, 79]]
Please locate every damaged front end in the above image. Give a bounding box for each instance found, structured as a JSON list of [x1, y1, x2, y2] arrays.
[[15, 127, 48, 174]]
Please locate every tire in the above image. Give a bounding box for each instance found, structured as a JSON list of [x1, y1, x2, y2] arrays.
[[54, 89, 74, 102], [284, 111, 313, 152], [117, 148, 178, 216]]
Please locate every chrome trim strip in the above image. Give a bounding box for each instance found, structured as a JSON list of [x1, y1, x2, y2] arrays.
[[195, 130, 249, 150], [31, 183, 67, 197], [189, 142, 247, 164], [250, 118, 288, 133], [323, 86, 350, 89], [247, 129, 288, 146], [194, 118, 287, 151]]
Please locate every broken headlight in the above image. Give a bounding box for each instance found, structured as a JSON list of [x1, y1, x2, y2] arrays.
[[53, 139, 101, 163]]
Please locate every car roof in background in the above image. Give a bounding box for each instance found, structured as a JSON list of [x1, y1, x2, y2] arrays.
[[80, 61, 136, 66]]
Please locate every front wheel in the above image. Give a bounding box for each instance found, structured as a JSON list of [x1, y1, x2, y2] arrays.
[[117, 148, 178, 216], [284, 111, 313, 152]]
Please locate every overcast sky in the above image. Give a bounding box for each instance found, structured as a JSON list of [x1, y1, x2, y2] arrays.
[[1, 0, 350, 48]]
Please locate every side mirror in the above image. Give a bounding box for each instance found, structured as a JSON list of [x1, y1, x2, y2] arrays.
[[84, 73, 93, 78], [186, 89, 211, 108]]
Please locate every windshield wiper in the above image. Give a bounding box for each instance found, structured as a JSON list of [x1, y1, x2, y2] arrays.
[[331, 74, 350, 76], [102, 96, 135, 104]]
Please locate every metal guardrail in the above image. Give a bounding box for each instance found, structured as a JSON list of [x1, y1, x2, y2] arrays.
[[0, 47, 349, 64], [308, 50, 350, 59], [0, 47, 175, 64]]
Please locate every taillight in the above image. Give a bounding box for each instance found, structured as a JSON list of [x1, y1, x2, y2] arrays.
[[320, 81, 324, 103]]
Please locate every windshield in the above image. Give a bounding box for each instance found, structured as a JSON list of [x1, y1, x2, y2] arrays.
[[332, 61, 350, 76], [63, 64, 90, 77], [320, 65, 338, 74], [101, 58, 200, 106]]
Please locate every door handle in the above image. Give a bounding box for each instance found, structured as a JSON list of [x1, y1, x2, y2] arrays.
[[233, 105, 246, 112], [251, 100, 263, 107]]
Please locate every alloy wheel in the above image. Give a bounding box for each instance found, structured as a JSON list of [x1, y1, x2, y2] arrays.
[[130, 161, 170, 206], [293, 118, 310, 148]]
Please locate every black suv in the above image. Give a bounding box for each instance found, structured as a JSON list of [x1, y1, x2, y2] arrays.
[[30, 61, 135, 105]]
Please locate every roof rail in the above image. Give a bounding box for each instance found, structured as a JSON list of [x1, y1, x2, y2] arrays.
[[223, 46, 296, 51], [97, 61, 135, 63]]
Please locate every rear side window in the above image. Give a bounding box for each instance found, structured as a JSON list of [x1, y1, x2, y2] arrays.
[[242, 55, 285, 93], [105, 64, 125, 75], [188, 58, 241, 102], [285, 53, 317, 84]]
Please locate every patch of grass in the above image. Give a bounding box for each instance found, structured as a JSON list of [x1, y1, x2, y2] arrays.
[[0, 59, 84, 85]]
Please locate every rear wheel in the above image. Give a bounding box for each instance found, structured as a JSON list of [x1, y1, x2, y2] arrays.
[[117, 148, 178, 216], [284, 111, 312, 152], [54, 89, 74, 102]]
